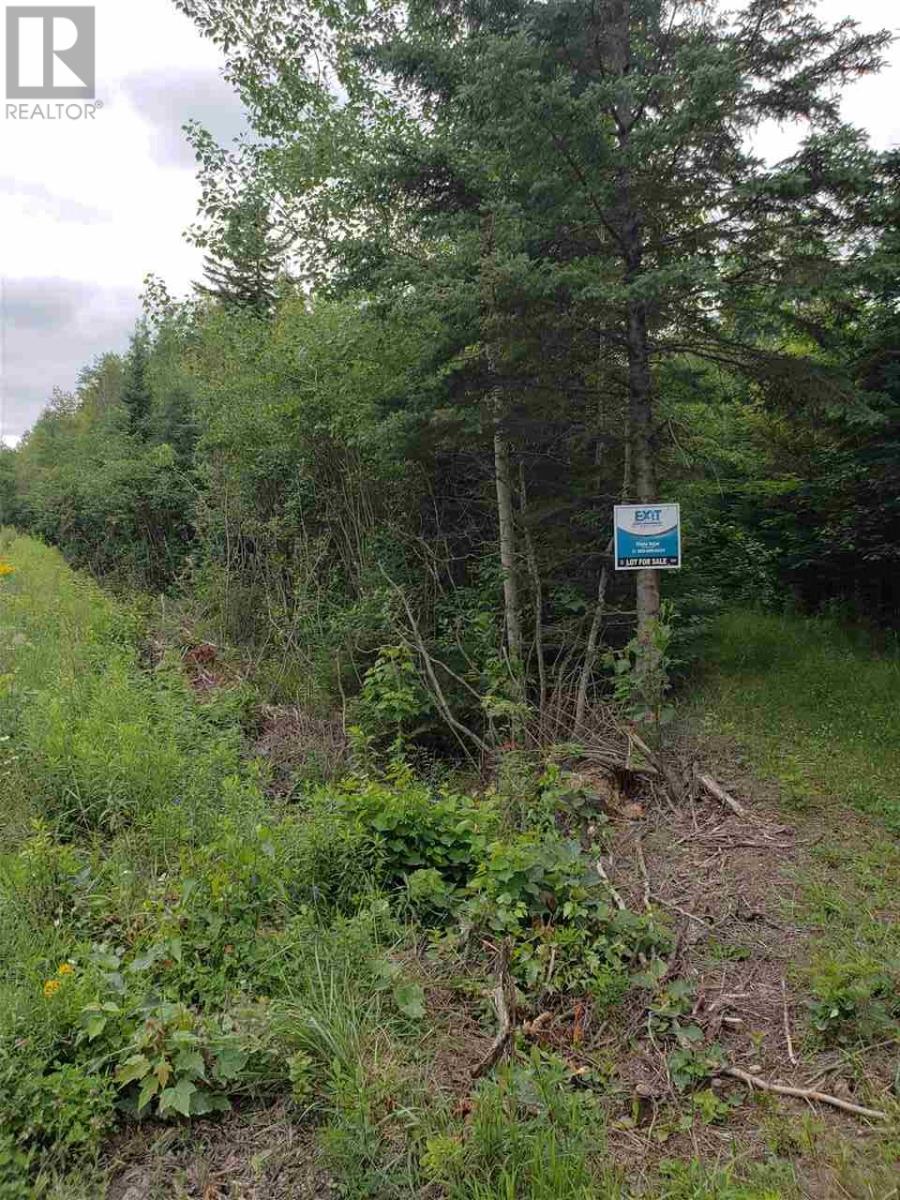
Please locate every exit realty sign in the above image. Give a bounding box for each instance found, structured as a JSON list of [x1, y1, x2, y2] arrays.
[[614, 503, 681, 570]]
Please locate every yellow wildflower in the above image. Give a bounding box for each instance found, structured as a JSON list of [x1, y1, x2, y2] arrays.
[[57, 963, 74, 976], [43, 978, 61, 999], [0, 562, 15, 577]]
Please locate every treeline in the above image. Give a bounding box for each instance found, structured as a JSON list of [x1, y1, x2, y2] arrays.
[[2, 0, 898, 742]]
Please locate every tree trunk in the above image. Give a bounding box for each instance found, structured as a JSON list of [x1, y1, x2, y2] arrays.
[[481, 208, 523, 674], [604, 0, 661, 645], [627, 297, 661, 641], [495, 427, 523, 667]]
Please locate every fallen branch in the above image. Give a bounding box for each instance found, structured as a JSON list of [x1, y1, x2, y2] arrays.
[[627, 729, 684, 803], [720, 1066, 886, 1121], [654, 896, 713, 929], [696, 773, 746, 818], [472, 944, 516, 1079]]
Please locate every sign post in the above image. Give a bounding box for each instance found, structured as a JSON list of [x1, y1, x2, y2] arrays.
[[614, 503, 681, 571]]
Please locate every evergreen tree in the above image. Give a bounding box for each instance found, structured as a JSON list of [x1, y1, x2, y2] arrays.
[[175, 0, 895, 689], [122, 325, 152, 437], [198, 196, 289, 316]]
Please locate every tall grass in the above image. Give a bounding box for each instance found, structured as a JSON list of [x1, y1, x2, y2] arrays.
[[0, 530, 264, 848]]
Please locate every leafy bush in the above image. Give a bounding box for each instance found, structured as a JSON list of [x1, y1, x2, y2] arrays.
[[335, 774, 496, 888], [466, 833, 666, 996], [0, 1062, 115, 1156], [110, 1001, 247, 1118], [356, 644, 432, 746]]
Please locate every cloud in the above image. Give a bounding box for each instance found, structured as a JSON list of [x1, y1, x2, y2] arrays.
[[0, 178, 112, 225], [1, 278, 139, 438], [119, 67, 248, 168]]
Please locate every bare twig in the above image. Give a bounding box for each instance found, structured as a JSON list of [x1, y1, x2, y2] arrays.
[[379, 567, 489, 760], [654, 896, 713, 929], [720, 1067, 886, 1121], [781, 979, 798, 1066], [575, 539, 613, 731]]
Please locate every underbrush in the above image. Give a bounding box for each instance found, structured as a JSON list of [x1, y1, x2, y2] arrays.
[[0, 534, 677, 1197], [695, 605, 900, 1177], [4, 540, 890, 1198]]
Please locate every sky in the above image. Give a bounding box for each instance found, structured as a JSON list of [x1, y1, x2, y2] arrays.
[[1, 0, 899, 446]]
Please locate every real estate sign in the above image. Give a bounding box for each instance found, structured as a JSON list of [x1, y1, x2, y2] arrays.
[[614, 503, 681, 570]]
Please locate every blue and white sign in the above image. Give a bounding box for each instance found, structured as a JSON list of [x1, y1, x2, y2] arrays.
[[614, 503, 681, 571]]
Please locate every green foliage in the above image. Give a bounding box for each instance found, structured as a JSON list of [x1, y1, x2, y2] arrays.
[[808, 963, 899, 1046], [656, 1157, 798, 1200], [336, 773, 496, 888], [467, 833, 666, 997], [121, 325, 152, 436], [198, 194, 289, 316], [357, 643, 432, 746], [638, 969, 727, 1091], [606, 603, 678, 737], [109, 1001, 244, 1118]]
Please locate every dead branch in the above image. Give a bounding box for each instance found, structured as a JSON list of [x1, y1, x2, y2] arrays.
[[575, 541, 613, 731], [720, 1066, 887, 1121], [472, 944, 517, 1079], [379, 567, 490, 759], [654, 896, 713, 929], [627, 729, 684, 803], [696, 772, 747, 818]]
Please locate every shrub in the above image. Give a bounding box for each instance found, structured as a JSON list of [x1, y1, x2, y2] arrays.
[[334, 775, 496, 888], [466, 833, 666, 996]]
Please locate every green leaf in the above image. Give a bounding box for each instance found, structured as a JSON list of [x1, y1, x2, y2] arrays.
[[169, 1029, 200, 1047], [158, 1077, 196, 1118], [393, 981, 426, 1020], [116, 1054, 150, 1085], [83, 1013, 107, 1040], [136, 1074, 160, 1113], [190, 1089, 231, 1116], [213, 1045, 249, 1081], [174, 1050, 206, 1079]]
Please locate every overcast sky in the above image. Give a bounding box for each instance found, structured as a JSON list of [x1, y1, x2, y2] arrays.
[[1, 0, 899, 445]]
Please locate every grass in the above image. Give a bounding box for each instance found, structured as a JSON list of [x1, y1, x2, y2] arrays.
[[694, 607, 900, 1197], [694, 609, 900, 829], [3, 538, 898, 1199]]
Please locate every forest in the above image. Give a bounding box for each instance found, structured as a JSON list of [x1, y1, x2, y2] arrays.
[[0, 1, 899, 1197]]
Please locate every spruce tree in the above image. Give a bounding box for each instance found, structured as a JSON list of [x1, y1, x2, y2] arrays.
[[176, 0, 891, 700], [198, 196, 289, 317], [122, 325, 152, 437]]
